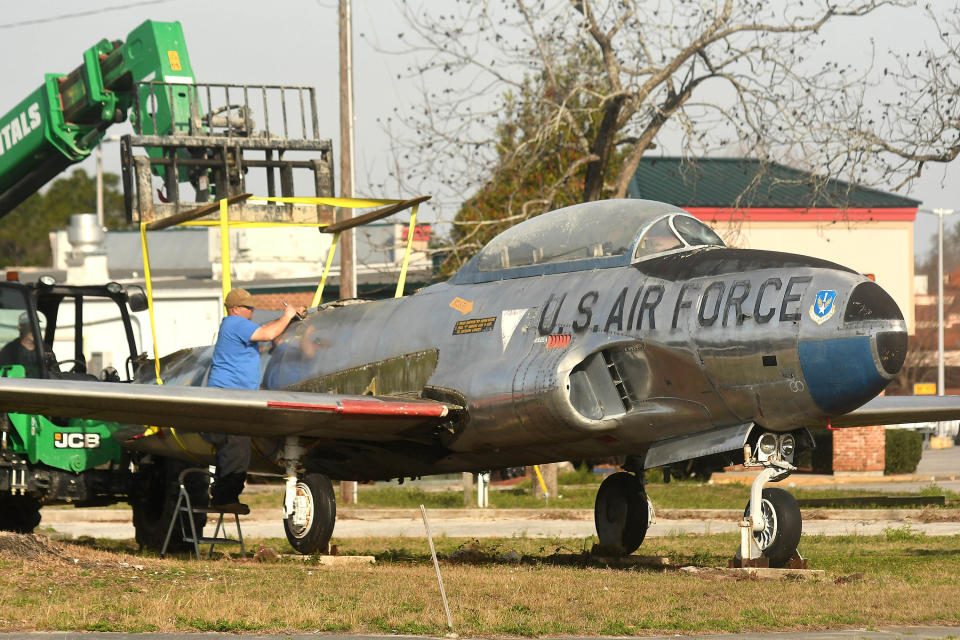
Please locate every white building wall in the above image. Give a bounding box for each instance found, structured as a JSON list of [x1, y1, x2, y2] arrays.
[[138, 287, 224, 357], [712, 220, 915, 333]]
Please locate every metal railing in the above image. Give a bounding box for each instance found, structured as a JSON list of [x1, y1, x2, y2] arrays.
[[133, 81, 321, 142]]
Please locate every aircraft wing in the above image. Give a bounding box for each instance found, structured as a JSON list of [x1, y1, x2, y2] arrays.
[[830, 395, 960, 428], [0, 377, 454, 440]]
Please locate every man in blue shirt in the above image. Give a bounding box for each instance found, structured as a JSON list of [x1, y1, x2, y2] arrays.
[[205, 287, 304, 510]]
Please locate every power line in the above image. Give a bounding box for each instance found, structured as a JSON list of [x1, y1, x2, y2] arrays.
[[0, 0, 171, 30]]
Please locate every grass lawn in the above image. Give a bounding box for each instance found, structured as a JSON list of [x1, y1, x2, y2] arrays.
[[1, 530, 958, 635]]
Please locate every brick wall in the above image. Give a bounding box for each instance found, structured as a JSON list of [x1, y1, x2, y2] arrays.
[[255, 291, 315, 311], [832, 425, 886, 473]]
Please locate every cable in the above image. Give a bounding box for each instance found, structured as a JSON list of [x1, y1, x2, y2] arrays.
[[0, 0, 171, 30]]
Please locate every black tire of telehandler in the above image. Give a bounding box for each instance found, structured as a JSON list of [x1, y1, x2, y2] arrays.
[[131, 457, 208, 553], [0, 496, 42, 533]]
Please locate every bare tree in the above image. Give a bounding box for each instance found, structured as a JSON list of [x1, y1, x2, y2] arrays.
[[382, 0, 944, 266], [807, 6, 960, 191]]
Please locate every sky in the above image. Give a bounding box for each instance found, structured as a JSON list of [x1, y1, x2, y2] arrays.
[[0, 0, 957, 261]]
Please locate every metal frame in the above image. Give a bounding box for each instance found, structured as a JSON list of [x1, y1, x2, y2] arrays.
[[160, 467, 246, 560], [120, 81, 334, 224]]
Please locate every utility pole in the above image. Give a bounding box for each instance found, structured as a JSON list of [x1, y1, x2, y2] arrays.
[[339, 0, 357, 301], [339, 0, 358, 505]]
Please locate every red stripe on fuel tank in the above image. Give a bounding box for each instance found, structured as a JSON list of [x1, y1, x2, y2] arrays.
[[338, 399, 448, 417], [268, 399, 447, 417]]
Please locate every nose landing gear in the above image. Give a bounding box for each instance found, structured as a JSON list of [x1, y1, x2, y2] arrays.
[[741, 487, 802, 567], [733, 431, 804, 568]]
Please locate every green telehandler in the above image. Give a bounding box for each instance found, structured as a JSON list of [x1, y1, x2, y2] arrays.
[[0, 276, 206, 549]]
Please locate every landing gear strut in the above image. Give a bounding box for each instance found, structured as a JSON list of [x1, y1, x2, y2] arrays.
[[734, 431, 804, 568], [283, 472, 336, 554], [280, 436, 337, 555]]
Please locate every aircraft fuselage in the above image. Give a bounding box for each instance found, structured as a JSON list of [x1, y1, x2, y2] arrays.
[[235, 246, 906, 479]]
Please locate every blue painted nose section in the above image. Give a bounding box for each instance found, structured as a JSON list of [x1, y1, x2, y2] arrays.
[[798, 336, 889, 415]]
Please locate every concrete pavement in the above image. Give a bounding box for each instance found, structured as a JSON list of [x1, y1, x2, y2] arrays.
[[42, 516, 960, 540], [39, 504, 960, 541]]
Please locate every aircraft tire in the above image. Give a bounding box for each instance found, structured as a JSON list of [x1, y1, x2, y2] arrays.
[[594, 471, 649, 556], [283, 473, 336, 555], [0, 496, 41, 533], [744, 487, 802, 568], [131, 457, 208, 553]]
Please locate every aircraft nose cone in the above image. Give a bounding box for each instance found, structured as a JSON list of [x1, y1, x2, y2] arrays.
[[798, 281, 906, 415]]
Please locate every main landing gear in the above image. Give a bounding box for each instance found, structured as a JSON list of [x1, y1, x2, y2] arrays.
[[281, 437, 337, 554], [594, 468, 654, 555]]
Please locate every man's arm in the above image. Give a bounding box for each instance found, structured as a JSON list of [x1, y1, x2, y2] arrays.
[[250, 305, 305, 343]]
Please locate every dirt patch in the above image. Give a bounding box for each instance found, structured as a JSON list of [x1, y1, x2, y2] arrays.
[[0, 532, 68, 561], [918, 506, 960, 522], [533, 510, 591, 520]]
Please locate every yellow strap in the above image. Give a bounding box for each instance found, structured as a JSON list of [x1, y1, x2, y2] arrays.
[[139, 223, 163, 386], [311, 231, 340, 308], [533, 465, 549, 497], [219, 198, 231, 313], [139, 425, 207, 463], [395, 204, 420, 298], [257, 196, 402, 208], [180, 220, 328, 228], [168, 427, 207, 463]]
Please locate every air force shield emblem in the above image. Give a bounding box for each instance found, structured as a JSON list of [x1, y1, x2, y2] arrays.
[[809, 290, 838, 325]]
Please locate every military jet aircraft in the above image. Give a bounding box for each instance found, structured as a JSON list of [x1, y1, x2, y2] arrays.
[[1, 198, 955, 565]]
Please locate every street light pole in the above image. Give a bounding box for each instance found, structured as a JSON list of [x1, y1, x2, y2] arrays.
[[934, 208, 955, 397]]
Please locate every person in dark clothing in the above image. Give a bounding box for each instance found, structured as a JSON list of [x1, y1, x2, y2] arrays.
[[0, 312, 45, 378], [203, 288, 304, 511]]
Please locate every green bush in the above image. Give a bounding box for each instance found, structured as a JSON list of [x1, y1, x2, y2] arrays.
[[885, 429, 923, 475]]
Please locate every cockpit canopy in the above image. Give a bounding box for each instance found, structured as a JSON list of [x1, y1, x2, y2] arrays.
[[451, 199, 724, 284]]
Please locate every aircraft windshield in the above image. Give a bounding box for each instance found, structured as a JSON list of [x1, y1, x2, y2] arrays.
[[476, 201, 662, 272], [633, 218, 683, 257], [453, 200, 724, 284], [633, 214, 725, 261], [673, 215, 724, 247]]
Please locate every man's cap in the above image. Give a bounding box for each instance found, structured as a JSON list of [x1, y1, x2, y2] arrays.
[[224, 288, 258, 309], [17, 311, 46, 331]]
